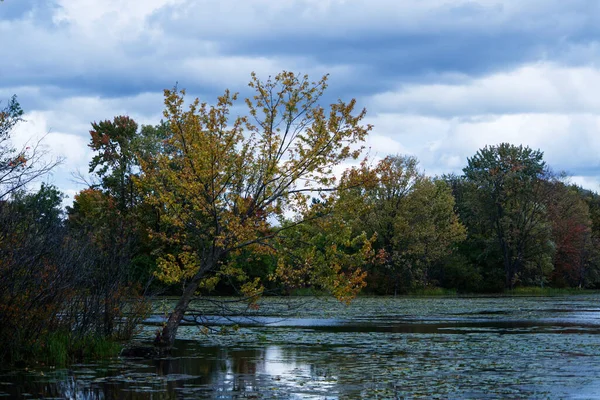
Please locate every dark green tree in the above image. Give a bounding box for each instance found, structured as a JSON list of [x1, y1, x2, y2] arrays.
[[88, 116, 140, 211], [462, 143, 552, 289]]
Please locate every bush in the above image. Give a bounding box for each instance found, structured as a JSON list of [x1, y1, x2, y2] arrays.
[[0, 186, 150, 366]]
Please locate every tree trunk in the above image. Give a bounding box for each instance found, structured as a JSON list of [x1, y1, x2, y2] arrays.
[[505, 267, 512, 290], [503, 251, 513, 290], [156, 255, 219, 350], [156, 276, 201, 349]]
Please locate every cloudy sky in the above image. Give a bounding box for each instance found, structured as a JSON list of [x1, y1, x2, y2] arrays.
[[2, 0, 600, 203]]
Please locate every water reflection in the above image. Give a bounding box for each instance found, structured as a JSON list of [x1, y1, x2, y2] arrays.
[[0, 345, 332, 399], [158, 344, 334, 398]]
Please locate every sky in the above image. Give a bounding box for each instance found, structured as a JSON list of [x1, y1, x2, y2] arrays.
[[2, 0, 600, 204]]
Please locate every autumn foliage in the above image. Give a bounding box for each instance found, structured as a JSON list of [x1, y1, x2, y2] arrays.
[[5, 76, 600, 364], [136, 71, 373, 347]]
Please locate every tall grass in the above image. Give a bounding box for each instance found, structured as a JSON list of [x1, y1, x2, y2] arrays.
[[40, 331, 122, 367]]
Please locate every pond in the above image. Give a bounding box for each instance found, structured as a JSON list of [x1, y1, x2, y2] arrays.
[[2, 295, 600, 398]]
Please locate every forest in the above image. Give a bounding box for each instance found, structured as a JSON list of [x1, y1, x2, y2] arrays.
[[2, 72, 600, 365]]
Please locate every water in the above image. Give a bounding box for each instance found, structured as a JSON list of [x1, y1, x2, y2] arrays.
[[2, 295, 600, 398]]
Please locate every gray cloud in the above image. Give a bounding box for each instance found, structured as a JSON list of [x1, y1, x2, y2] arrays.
[[3, 0, 600, 100], [2, 0, 600, 198]]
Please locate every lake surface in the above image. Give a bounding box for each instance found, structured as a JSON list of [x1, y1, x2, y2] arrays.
[[2, 295, 600, 398]]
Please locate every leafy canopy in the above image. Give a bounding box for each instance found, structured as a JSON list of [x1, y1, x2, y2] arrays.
[[462, 143, 551, 288], [137, 71, 372, 298]]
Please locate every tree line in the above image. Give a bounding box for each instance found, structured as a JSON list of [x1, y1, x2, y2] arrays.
[[2, 72, 600, 360]]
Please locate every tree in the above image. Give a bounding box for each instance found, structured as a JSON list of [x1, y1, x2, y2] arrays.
[[0, 95, 62, 199], [271, 199, 372, 300], [86, 117, 168, 209], [396, 178, 467, 287], [573, 188, 600, 288], [88, 116, 140, 211], [0, 185, 72, 362], [67, 118, 167, 335], [337, 155, 465, 293], [67, 187, 151, 337], [462, 143, 552, 289], [80, 117, 168, 284], [0, 183, 149, 364], [545, 182, 592, 287], [137, 72, 372, 348]]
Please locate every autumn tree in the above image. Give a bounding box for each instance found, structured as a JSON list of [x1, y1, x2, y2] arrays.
[[573, 188, 600, 288], [0, 182, 148, 364], [544, 181, 592, 287], [67, 118, 169, 337], [137, 72, 372, 348], [337, 155, 466, 294], [462, 143, 552, 289], [271, 198, 372, 299], [0, 185, 81, 363], [72, 117, 173, 283]]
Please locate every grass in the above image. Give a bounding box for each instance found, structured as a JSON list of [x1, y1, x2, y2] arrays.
[[40, 331, 122, 367]]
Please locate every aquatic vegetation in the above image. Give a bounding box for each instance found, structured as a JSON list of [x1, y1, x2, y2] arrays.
[[2, 295, 600, 398], [36, 331, 123, 367]]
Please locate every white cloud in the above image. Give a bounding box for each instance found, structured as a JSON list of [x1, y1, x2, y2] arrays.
[[7, 111, 86, 199], [53, 0, 183, 38], [11, 92, 165, 136], [45, 131, 90, 170], [7, 92, 172, 198], [362, 62, 600, 179], [366, 111, 600, 177], [365, 134, 409, 157], [570, 175, 600, 192], [370, 63, 600, 116]]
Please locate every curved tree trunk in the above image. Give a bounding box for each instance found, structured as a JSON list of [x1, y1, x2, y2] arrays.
[[156, 255, 219, 350], [156, 277, 201, 349]]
